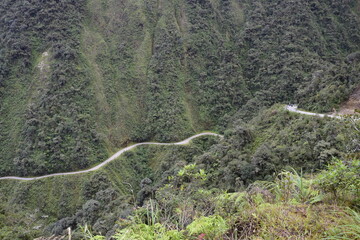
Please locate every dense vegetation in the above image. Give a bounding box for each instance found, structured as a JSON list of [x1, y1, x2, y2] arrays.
[[0, 0, 106, 176], [0, 136, 219, 239], [90, 159, 360, 239], [0, 110, 359, 239], [0, 0, 360, 239], [1, 0, 360, 177]]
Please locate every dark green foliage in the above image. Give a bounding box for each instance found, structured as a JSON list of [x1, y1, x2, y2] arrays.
[[184, 0, 250, 128], [0, 0, 360, 238], [232, 0, 360, 119], [83, 174, 112, 200], [317, 158, 360, 202], [298, 60, 360, 112], [136, 178, 154, 206], [1, 136, 218, 238], [1, 0, 360, 176], [0, 0, 106, 176], [195, 106, 357, 191]]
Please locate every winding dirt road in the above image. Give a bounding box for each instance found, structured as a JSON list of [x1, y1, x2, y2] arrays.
[[0, 132, 222, 181], [285, 105, 342, 119], [1, 105, 353, 182]]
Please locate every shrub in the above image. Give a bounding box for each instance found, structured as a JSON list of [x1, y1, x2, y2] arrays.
[[317, 158, 360, 199], [113, 223, 184, 240], [186, 215, 228, 239], [249, 168, 321, 205]]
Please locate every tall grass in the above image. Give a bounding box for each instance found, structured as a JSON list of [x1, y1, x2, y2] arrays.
[[324, 209, 360, 239]]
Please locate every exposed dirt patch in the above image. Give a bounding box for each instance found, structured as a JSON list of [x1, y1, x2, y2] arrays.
[[37, 51, 49, 72], [337, 86, 360, 115]]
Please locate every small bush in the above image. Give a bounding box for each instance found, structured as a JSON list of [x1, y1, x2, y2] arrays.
[[186, 215, 228, 239], [317, 158, 360, 201], [113, 223, 184, 240]]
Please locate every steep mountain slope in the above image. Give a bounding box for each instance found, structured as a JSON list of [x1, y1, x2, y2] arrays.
[[0, 136, 220, 239], [0, 0, 106, 177], [0, 108, 358, 239], [2, 1, 360, 239], [0, 0, 359, 177]]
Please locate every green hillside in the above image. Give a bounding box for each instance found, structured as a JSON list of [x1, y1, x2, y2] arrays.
[[0, 136, 219, 239], [0, 0, 359, 239], [1, 0, 359, 177]]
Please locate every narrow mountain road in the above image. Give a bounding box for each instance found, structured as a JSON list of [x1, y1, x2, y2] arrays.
[[0, 132, 223, 181], [285, 105, 342, 119], [1, 105, 353, 182]]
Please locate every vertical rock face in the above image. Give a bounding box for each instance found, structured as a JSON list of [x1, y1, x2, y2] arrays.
[[0, 0, 359, 176]]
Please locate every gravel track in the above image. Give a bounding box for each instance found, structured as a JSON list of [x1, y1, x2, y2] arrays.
[[0, 132, 223, 181]]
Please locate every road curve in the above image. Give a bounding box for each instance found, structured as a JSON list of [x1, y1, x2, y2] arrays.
[[285, 105, 342, 119], [0, 132, 223, 181]]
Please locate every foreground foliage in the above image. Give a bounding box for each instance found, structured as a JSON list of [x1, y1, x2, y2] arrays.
[[0, 109, 359, 239], [87, 159, 359, 240]]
